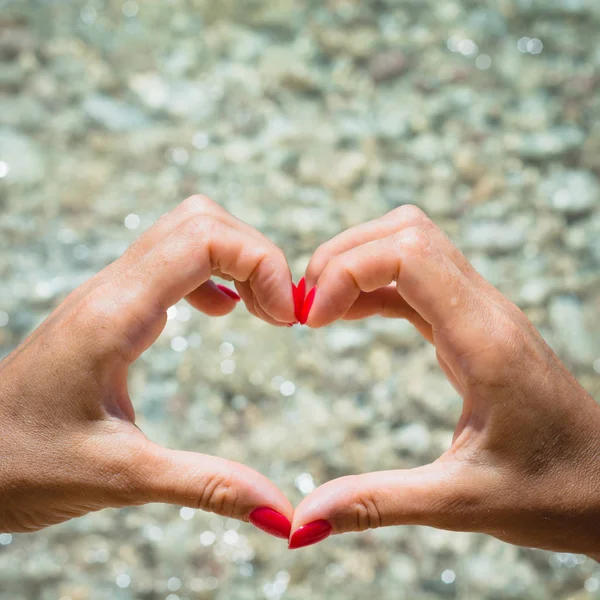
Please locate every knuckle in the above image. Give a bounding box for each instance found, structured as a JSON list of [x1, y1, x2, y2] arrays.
[[352, 490, 384, 532], [390, 204, 430, 226], [392, 226, 431, 256], [180, 212, 220, 242], [306, 244, 333, 281], [509, 304, 536, 332], [74, 283, 115, 330], [180, 194, 216, 215], [196, 470, 239, 518], [320, 253, 354, 286]]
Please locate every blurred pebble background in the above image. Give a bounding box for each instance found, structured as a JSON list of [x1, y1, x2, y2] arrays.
[[0, 0, 600, 598]]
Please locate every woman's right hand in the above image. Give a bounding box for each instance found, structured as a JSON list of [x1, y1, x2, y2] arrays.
[[0, 196, 295, 540]]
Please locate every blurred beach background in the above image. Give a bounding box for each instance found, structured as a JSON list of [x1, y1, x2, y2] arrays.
[[1, 0, 600, 598]]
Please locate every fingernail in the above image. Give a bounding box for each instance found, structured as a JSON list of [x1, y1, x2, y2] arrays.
[[217, 284, 241, 302], [299, 287, 316, 325], [292, 280, 306, 322], [249, 507, 292, 540], [297, 277, 306, 300], [288, 519, 332, 550], [292, 283, 299, 320]]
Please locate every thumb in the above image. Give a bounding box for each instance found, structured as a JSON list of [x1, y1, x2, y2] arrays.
[[129, 441, 294, 540], [289, 460, 488, 549]]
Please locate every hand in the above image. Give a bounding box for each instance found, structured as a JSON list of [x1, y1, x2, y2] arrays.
[[290, 205, 600, 555], [0, 196, 295, 538]]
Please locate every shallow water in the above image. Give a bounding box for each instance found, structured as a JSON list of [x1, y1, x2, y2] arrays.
[[1, 0, 600, 598]]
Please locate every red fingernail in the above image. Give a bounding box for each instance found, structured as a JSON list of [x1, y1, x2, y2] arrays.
[[288, 520, 332, 550], [292, 283, 299, 320], [217, 284, 241, 302], [249, 507, 292, 540], [292, 279, 306, 322], [297, 277, 306, 300], [299, 287, 316, 325]]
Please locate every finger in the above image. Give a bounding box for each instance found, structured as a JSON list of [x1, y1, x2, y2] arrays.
[[304, 208, 522, 391], [306, 226, 481, 337], [104, 209, 294, 360], [342, 286, 433, 342], [235, 280, 291, 327], [289, 461, 490, 548], [122, 196, 273, 265], [185, 280, 241, 317], [117, 195, 294, 322], [305, 206, 427, 287], [137, 216, 292, 320], [131, 441, 294, 539], [306, 205, 477, 289]]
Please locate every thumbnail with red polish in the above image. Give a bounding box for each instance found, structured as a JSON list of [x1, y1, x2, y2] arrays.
[[288, 519, 332, 549], [216, 284, 241, 302], [249, 507, 292, 540], [299, 287, 316, 325]]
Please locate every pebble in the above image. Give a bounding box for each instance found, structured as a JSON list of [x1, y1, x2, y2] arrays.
[[326, 327, 373, 354], [392, 422, 432, 456], [544, 170, 600, 217], [83, 94, 149, 132], [369, 51, 409, 83], [0, 127, 45, 184], [463, 221, 527, 253], [512, 126, 586, 160]]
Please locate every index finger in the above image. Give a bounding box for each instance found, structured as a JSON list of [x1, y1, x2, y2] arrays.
[[103, 197, 294, 357], [134, 220, 293, 320], [306, 225, 478, 330]]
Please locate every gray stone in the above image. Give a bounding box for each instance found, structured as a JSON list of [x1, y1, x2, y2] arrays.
[[369, 51, 409, 83], [548, 295, 597, 365], [0, 128, 46, 184], [83, 94, 149, 132], [392, 422, 432, 456], [543, 170, 600, 217], [463, 221, 527, 253], [512, 127, 585, 160], [326, 326, 373, 354]]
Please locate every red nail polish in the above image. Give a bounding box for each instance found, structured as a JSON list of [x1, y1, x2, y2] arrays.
[[249, 507, 292, 540], [297, 277, 306, 300], [292, 279, 306, 322], [288, 519, 332, 550], [217, 284, 241, 302], [299, 287, 316, 325]]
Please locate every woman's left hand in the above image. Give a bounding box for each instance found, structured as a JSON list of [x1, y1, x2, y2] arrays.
[[290, 205, 600, 555]]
